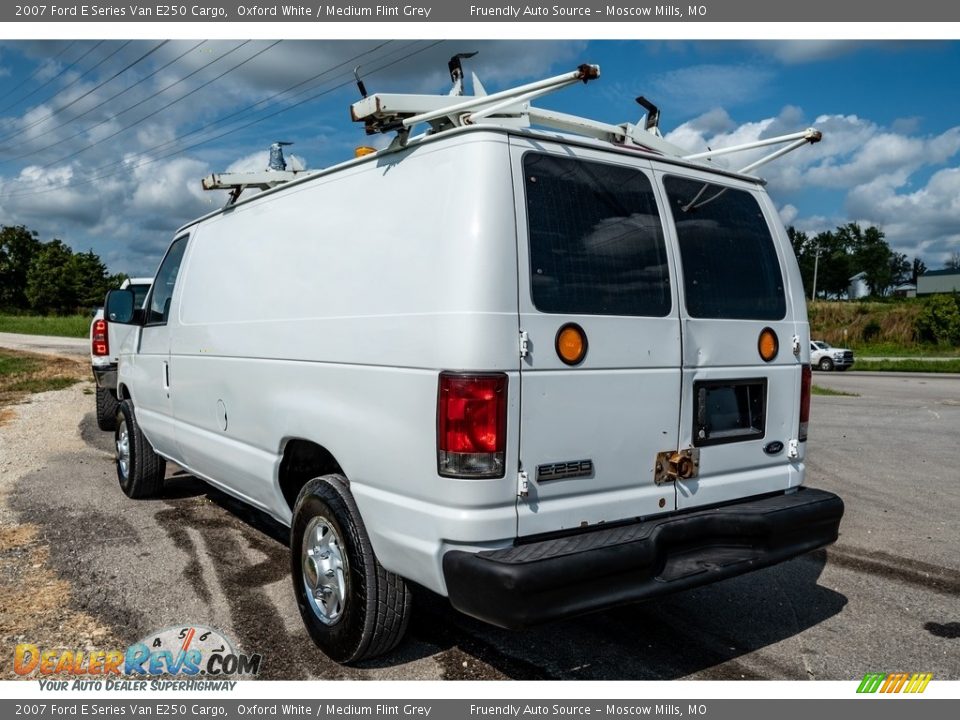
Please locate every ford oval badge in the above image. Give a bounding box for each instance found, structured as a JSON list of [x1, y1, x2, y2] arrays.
[[764, 441, 784, 455]]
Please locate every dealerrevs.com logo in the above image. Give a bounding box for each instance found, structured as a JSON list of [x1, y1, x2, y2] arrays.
[[14, 625, 261, 690], [857, 673, 933, 694]]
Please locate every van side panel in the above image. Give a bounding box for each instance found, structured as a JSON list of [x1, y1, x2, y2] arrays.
[[167, 134, 520, 593]]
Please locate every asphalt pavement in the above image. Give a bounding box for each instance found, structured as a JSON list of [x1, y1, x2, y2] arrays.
[[5, 370, 959, 680]]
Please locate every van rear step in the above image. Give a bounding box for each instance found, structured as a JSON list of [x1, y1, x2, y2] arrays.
[[443, 487, 843, 629]]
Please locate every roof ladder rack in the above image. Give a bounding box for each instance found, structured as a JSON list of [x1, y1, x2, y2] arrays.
[[349, 56, 823, 177], [201, 141, 317, 205]]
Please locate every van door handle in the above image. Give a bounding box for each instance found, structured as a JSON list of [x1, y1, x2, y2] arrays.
[[163, 361, 170, 391]]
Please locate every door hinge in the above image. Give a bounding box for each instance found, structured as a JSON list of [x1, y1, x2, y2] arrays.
[[517, 470, 529, 497], [519, 330, 529, 359]]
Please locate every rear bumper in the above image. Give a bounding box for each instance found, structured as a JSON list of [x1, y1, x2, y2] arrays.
[[92, 364, 117, 389], [443, 487, 843, 629]]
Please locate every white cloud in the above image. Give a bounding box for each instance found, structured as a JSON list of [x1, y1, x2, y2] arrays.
[[651, 64, 774, 116], [668, 105, 960, 266], [749, 41, 865, 64], [779, 204, 798, 225]]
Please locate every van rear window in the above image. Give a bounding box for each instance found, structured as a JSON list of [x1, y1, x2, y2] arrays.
[[523, 154, 671, 317], [663, 176, 786, 320]]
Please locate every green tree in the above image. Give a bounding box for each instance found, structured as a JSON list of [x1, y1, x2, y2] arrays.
[[811, 229, 853, 299], [912, 257, 927, 283], [0, 224, 41, 310], [787, 226, 815, 298], [889, 252, 911, 287], [841, 223, 894, 296], [69, 249, 112, 308], [25, 239, 78, 314]]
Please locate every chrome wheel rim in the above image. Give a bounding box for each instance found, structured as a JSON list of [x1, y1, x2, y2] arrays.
[[301, 516, 348, 625], [116, 419, 130, 479]]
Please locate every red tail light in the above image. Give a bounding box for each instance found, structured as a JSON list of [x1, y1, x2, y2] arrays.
[[437, 372, 507, 478], [92, 318, 109, 357], [799, 364, 811, 442]]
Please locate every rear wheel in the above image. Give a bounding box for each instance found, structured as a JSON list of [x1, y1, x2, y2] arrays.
[[115, 399, 166, 499], [818, 357, 834, 372], [95, 387, 120, 431], [291, 474, 411, 663]]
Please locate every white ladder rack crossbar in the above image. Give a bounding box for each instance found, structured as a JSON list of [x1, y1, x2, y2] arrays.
[[350, 63, 823, 177]]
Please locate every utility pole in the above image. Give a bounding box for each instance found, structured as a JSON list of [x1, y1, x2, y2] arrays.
[[811, 244, 821, 301]]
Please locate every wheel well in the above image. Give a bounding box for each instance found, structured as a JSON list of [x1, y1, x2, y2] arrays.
[[117, 384, 129, 400], [278, 439, 344, 511]]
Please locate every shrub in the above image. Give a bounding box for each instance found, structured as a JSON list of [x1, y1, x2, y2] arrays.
[[914, 294, 960, 346]]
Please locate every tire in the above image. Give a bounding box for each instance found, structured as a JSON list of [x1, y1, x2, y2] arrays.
[[95, 387, 120, 431], [115, 399, 166, 499], [291, 474, 411, 664], [818, 357, 834, 372]]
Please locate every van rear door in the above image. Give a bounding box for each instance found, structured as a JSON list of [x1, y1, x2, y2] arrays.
[[657, 170, 804, 510], [511, 141, 682, 538]]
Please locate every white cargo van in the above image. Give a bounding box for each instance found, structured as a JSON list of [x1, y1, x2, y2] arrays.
[[105, 63, 843, 663]]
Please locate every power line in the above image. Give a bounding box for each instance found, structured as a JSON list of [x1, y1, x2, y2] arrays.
[[3, 41, 207, 157], [5, 41, 407, 196], [0, 41, 170, 145], [0, 41, 444, 200], [36, 41, 281, 171], [0, 41, 105, 114], [0, 41, 76, 104], [68, 40, 401, 175]]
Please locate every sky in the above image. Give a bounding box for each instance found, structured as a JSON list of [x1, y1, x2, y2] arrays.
[[0, 39, 958, 276]]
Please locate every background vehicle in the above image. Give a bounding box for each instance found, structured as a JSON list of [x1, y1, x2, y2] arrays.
[[90, 277, 152, 430], [103, 62, 842, 664], [810, 340, 855, 371]]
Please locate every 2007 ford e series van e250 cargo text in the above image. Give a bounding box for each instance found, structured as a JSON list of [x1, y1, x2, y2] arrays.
[[104, 61, 843, 664]]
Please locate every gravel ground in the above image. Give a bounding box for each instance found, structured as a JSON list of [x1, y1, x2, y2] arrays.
[[0, 381, 123, 679]]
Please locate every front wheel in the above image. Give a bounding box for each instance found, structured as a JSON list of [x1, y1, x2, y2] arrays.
[[818, 357, 834, 371], [291, 474, 411, 663], [115, 399, 166, 499]]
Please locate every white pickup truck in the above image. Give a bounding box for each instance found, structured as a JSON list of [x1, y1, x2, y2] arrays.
[[90, 278, 152, 430], [810, 340, 855, 372]]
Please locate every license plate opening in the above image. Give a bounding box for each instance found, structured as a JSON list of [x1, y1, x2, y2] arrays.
[[693, 379, 767, 447]]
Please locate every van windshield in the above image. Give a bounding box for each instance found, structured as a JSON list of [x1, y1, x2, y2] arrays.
[[663, 175, 786, 320], [523, 153, 671, 317]]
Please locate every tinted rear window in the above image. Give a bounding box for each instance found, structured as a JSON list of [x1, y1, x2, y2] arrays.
[[524, 153, 671, 317], [663, 176, 786, 320]]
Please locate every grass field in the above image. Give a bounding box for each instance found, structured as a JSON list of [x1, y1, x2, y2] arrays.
[[0, 314, 90, 338], [851, 359, 960, 373], [0, 349, 86, 415]]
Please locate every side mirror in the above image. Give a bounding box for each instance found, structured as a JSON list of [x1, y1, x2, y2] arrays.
[[105, 289, 139, 325]]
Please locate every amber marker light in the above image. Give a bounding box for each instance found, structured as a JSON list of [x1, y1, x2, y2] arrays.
[[758, 327, 779, 362], [355, 146, 376, 157], [556, 323, 588, 365]]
